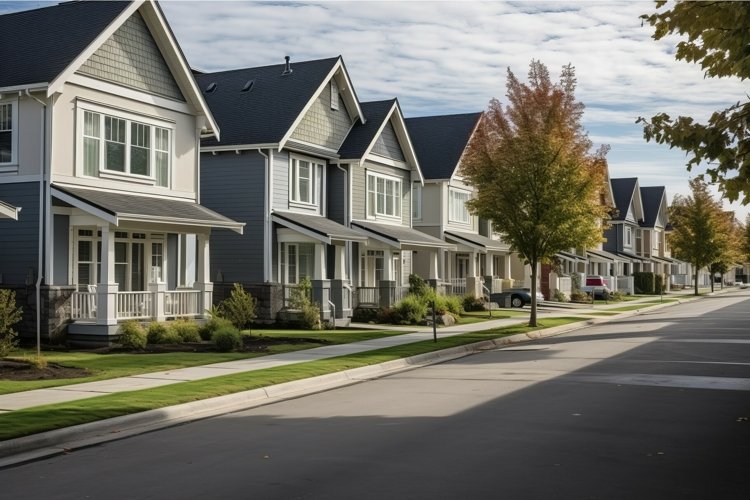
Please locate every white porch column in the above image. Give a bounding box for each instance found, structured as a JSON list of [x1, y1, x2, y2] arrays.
[[487, 254, 495, 277], [469, 251, 478, 277], [149, 282, 167, 322], [194, 232, 213, 319], [382, 248, 393, 281], [97, 225, 117, 326], [503, 254, 512, 279], [428, 250, 439, 280], [313, 243, 326, 280], [334, 245, 346, 280]]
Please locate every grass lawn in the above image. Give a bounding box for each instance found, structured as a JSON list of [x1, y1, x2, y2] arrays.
[[0, 328, 405, 395], [0, 317, 584, 441], [456, 310, 528, 324], [606, 299, 678, 312], [583, 312, 620, 317]]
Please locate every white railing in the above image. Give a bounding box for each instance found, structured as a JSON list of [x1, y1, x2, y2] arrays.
[[447, 278, 466, 296], [356, 287, 379, 306], [491, 278, 503, 293], [393, 286, 409, 303], [71, 292, 97, 320], [117, 291, 153, 320], [603, 275, 616, 292], [617, 276, 634, 295], [165, 290, 201, 317]]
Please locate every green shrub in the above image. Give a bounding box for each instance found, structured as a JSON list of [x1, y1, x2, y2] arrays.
[[552, 289, 569, 302], [117, 321, 147, 350], [352, 307, 379, 323], [392, 294, 428, 324], [608, 290, 626, 301], [288, 277, 321, 330], [170, 319, 201, 343], [654, 274, 666, 294], [212, 325, 242, 352], [435, 294, 463, 316], [462, 295, 486, 312], [408, 274, 430, 297], [375, 307, 396, 324], [218, 283, 257, 330], [570, 291, 590, 303], [0, 289, 22, 358], [146, 322, 174, 344], [199, 316, 234, 341], [633, 272, 656, 294]]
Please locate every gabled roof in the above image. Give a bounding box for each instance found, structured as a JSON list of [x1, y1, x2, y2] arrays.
[[0, 1, 131, 89], [640, 186, 667, 228], [405, 112, 482, 180], [198, 56, 363, 148], [338, 98, 423, 182], [610, 177, 643, 222]]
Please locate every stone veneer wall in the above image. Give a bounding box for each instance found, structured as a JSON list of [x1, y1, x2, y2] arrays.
[[0, 285, 76, 344], [212, 282, 284, 322]]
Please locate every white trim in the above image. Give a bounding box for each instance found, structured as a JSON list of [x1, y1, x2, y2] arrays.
[[0, 97, 19, 167], [201, 143, 279, 153], [288, 153, 325, 212], [272, 214, 331, 244], [67, 75, 191, 114], [51, 187, 117, 225], [0, 84, 48, 95], [365, 170, 402, 221], [448, 186, 471, 225]]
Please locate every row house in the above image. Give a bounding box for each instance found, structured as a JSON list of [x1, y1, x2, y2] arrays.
[[198, 57, 450, 322], [0, 0, 243, 344], [406, 113, 517, 297]]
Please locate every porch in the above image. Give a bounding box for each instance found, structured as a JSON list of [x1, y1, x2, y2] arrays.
[[71, 287, 207, 322]]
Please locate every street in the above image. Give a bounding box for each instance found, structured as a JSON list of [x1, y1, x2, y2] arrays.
[[2, 291, 750, 499]]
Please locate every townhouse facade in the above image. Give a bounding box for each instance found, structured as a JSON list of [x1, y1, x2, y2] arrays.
[[0, 0, 242, 344]]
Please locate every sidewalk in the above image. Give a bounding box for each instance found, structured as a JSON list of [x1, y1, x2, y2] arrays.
[[0, 290, 714, 465]]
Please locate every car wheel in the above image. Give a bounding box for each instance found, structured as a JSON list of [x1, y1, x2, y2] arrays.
[[511, 295, 524, 308]]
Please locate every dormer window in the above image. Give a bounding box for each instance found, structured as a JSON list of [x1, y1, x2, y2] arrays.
[[330, 79, 339, 111]]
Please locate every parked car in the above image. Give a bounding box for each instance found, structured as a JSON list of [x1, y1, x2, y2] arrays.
[[580, 275, 611, 299], [490, 288, 545, 308]]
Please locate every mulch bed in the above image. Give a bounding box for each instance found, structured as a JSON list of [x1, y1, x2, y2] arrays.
[[0, 359, 90, 381]]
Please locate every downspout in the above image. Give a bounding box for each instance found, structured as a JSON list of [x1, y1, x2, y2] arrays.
[[258, 148, 270, 282], [25, 89, 47, 358]]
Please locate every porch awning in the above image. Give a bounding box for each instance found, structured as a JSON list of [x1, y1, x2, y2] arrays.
[[556, 251, 585, 262], [586, 249, 622, 263], [351, 220, 456, 251], [614, 251, 642, 262], [272, 211, 368, 244], [51, 185, 244, 233], [650, 255, 673, 264], [0, 199, 20, 220], [444, 230, 510, 253]]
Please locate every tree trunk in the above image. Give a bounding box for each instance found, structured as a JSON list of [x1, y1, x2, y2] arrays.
[[694, 265, 699, 296], [529, 260, 538, 327]]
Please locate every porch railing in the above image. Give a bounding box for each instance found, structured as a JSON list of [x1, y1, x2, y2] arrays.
[[117, 291, 153, 320], [447, 278, 466, 296], [165, 290, 201, 317], [355, 287, 379, 307], [393, 286, 409, 303], [71, 292, 97, 320], [491, 278, 503, 293], [282, 284, 313, 308]]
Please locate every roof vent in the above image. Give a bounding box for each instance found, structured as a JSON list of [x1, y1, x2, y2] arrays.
[[241, 79, 255, 92], [205, 82, 217, 93], [281, 55, 293, 76]]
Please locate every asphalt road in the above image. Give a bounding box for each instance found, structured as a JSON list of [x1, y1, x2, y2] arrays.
[[2, 290, 750, 499]]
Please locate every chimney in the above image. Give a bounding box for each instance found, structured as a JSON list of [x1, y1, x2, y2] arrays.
[[282, 55, 293, 75]]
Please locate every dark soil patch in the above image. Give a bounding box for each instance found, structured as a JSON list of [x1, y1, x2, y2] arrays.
[[90, 336, 331, 354], [0, 359, 91, 381]]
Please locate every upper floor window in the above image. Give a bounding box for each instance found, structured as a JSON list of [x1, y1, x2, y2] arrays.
[[412, 182, 422, 220], [289, 155, 324, 206], [367, 171, 401, 219], [449, 188, 471, 224], [635, 229, 643, 255], [0, 101, 17, 165], [78, 104, 172, 187], [624, 226, 632, 247]]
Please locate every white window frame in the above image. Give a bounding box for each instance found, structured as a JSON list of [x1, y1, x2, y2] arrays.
[[624, 226, 632, 247], [279, 241, 315, 284], [76, 102, 173, 187], [289, 154, 324, 209], [330, 79, 339, 111], [0, 98, 18, 169], [448, 187, 471, 224], [412, 182, 422, 220], [366, 171, 402, 220]]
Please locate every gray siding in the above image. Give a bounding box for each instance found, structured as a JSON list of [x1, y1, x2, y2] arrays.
[[200, 150, 266, 284], [167, 233, 178, 289], [290, 78, 352, 150], [272, 149, 289, 212], [603, 225, 619, 253], [352, 161, 411, 226], [327, 164, 346, 225], [0, 182, 40, 286], [372, 121, 405, 161], [78, 12, 184, 101], [52, 215, 69, 285], [351, 163, 365, 221]]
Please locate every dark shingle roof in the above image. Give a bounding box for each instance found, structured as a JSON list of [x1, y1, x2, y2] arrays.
[[337, 99, 396, 159], [405, 112, 482, 180], [640, 186, 666, 228], [0, 1, 131, 88], [196, 57, 340, 147], [610, 177, 639, 221]]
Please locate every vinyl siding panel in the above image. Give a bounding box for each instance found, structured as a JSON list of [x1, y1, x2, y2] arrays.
[[272, 149, 289, 212], [0, 182, 40, 285], [603, 225, 619, 253], [351, 163, 366, 220], [52, 214, 69, 285], [200, 151, 265, 284], [372, 121, 405, 161], [355, 161, 411, 226], [289, 78, 352, 150]]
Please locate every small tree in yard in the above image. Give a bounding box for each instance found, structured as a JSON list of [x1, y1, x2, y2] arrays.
[[708, 212, 744, 291], [0, 289, 23, 358], [670, 178, 731, 295], [461, 60, 609, 326], [219, 283, 257, 330]]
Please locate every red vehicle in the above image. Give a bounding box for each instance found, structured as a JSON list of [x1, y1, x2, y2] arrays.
[[580, 275, 611, 299]]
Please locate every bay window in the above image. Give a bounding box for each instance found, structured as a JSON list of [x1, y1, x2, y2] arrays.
[[449, 188, 470, 224], [79, 105, 171, 186], [290, 155, 323, 207], [367, 172, 401, 219]]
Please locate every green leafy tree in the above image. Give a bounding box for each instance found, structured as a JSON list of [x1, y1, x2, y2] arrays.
[[638, 1, 750, 204], [462, 60, 610, 326], [669, 178, 731, 295], [0, 289, 23, 358], [743, 215, 750, 261], [708, 212, 745, 290]]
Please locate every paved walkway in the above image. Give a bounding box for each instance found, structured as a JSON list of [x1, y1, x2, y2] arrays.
[[0, 292, 701, 413]]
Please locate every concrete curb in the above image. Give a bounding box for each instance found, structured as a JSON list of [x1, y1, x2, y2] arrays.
[[0, 296, 687, 468]]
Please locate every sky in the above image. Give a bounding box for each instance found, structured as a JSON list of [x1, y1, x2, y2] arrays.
[[3, 0, 749, 221]]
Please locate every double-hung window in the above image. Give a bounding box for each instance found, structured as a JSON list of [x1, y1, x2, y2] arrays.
[[412, 182, 422, 220], [448, 188, 471, 224], [367, 172, 401, 219], [290, 155, 323, 207], [0, 100, 17, 166], [79, 105, 172, 186], [625, 226, 632, 247]]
